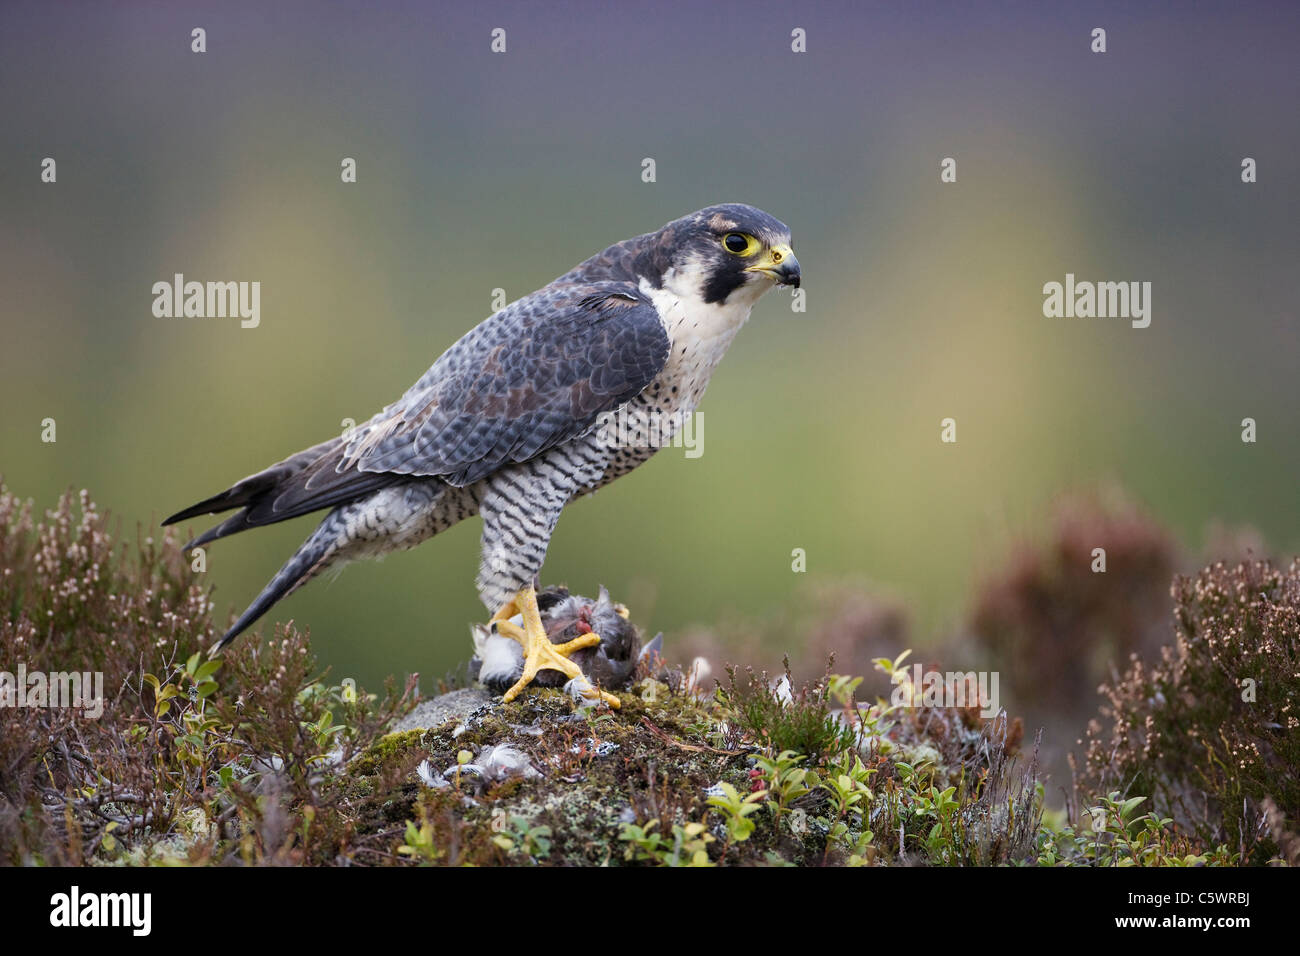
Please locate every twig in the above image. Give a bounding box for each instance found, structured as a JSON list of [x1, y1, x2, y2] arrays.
[[640, 718, 744, 756]]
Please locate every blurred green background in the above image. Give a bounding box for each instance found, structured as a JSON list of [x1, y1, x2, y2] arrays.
[[2, 1, 1297, 690]]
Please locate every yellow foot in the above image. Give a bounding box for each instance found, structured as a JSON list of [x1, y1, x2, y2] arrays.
[[490, 587, 620, 709]]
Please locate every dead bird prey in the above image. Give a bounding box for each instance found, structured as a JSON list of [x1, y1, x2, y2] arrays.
[[163, 204, 800, 708], [469, 586, 662, 698]]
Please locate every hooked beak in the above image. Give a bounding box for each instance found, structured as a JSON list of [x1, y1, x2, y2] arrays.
[[745, 243, 801, 288]]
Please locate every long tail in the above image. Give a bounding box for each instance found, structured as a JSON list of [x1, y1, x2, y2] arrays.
[[207, 480, 450, 654], [163, 436, 402, 550], [209, 509, 349, 655]]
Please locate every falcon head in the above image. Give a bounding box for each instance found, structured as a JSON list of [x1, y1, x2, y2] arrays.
[[574, 203, 800, 307], [567, 203, 800, 309], [659, 203, 801, 305]]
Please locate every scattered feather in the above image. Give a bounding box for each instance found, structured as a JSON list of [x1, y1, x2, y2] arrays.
[[416, 759, 448, 788]]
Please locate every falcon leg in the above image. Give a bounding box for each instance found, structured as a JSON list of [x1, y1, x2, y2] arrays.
[[490, 586, 621, 709]]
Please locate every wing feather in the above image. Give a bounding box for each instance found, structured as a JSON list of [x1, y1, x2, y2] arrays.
[[346, 282, 669, 485], [164, 279, 670, 547]]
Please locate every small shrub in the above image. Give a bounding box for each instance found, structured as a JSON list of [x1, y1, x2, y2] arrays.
[[718, 659, 857, 764], [970, 490, 1177, 714], [0, 484, 413, 865], [1078, 558, 1300, 863], [618, 818, 714, 867]]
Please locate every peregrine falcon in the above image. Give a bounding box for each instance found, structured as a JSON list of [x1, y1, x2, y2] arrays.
[[163, 204, 800, 708]]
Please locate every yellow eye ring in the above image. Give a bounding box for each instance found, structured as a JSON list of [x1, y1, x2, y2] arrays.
[[722, 232, 760, 256]]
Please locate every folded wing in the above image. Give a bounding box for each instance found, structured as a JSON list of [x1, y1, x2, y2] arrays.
[[163, 281, 670, 545]]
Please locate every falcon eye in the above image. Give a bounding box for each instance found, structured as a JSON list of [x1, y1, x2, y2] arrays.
[[722, 232, 758, 256]]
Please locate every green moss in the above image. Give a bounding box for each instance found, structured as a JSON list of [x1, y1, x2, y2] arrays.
[[350, 729, 428, 777]]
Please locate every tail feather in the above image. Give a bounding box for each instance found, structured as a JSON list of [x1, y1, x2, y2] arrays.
[[209, 479, 451, 653], [209, 517, 343, 655], [165, 436, 402, 549], [186, 511, 257, 551], [164, 438, 339, 526]]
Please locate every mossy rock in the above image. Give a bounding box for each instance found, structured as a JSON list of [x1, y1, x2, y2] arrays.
[[343, 681, 785, 865]]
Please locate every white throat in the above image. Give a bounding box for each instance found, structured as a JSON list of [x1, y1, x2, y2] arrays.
[[637, 259, 773, 414], [642, 258, 768, 351]]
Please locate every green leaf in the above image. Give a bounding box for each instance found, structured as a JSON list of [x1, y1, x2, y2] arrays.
[[194, 660, 222, 681], [1119, 796, 1147, 820]]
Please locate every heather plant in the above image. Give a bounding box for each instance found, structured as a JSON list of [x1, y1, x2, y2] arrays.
[[0, 484, 216, 862], [1078, 558, 1300, 863], [0, 484, 412, 865], [1, 482, 1265, 867], [970, 490, 1177, 714]]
